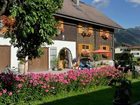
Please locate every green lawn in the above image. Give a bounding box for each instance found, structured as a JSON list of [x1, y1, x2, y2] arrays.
[[27, 79, 140, 105], [131, 79, 140, 103]]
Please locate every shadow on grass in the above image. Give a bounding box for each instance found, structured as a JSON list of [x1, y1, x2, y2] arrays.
[[39, 87, 115, 105], [131, 80, 140, 103], [39, 80, 140, 105]]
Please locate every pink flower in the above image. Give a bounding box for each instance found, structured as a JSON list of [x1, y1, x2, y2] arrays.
[[17, 84, 23, 89], [8, 92, 12, 96], [45, 89, 49, 93], [29, 80, 33, 84], [41, 85, 46, 89], [0, 92, 2, 96], [2, 89, 7, 94]]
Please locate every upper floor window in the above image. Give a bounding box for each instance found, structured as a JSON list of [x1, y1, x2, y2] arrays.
[[100, 45, 109, 51]]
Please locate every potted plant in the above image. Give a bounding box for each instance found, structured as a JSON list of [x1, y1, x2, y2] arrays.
[[18, 59, 25, 74], [50, 57, 58, 71], [113, 78, 132, 105]]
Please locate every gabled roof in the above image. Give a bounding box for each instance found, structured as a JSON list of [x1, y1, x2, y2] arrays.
[[56, 0, 122, 29]]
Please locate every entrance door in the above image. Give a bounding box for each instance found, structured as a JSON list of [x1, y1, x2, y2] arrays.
[[0, 45, 11, 72], [28, 48, 49, 72], [58, 48, 72, 70]]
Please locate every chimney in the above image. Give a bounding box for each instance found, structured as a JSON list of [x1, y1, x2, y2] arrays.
[[77, 0, 79, 6], [72, 0, 80, 6]]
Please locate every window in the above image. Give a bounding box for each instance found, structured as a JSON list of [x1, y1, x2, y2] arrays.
[[82, 45, 89, 49], [132, 53, 139, 55], [103, 47, 106, 50], [50, 47, 57, 62], [100, 45, 109, 51], [78, 44, 93, 55]]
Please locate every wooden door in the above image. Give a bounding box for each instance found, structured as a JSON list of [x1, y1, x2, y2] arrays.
[[0, 45, 11, 72], [28, 48, 49, 72]]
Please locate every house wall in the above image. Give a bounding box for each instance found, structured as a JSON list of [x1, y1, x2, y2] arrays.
[[0, 17, 115, 71], [115, 48, 122, 54], [115, 47, 130, 54], [95, 28, 113, 50], [54, 18, 115, 60], [130, 50, 140, 58], [47, 40, 76, 69], [54, 18, 77, 42], [0, 37, 76, 71]]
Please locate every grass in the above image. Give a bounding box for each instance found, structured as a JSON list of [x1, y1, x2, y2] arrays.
[[131, 79, 140, 103], [22, 78, 140, 105], [31, 86, 115, 105]]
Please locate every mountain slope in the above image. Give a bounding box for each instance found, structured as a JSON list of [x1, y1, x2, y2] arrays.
[[115, 26, 140, 46]]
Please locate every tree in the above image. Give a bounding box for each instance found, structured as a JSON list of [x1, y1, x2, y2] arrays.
[[0, 0, 63, 61]]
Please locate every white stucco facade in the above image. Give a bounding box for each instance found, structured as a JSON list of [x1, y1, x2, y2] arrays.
[[47, 40, 76, 69], [0, 38, 76, 70], [0, 37, 11, 45], [49, 40, 76, 58], [115, 46, 140, 58], [115, 47, 130, 54], [130, 50, 140, 58]]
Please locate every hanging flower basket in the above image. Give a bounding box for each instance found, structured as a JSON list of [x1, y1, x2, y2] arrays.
[[81, 31, 92, 37], [0, 15, 16, 34], [0, 15, 15, 27], [101, 33, 109, 40], [57, 27, 64, 35], [87, 32, 92, 37], [0, 26, 8, 34], [81, 31, 86, 37]]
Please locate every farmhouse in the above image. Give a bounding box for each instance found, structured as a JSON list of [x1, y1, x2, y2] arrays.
[[0, 0, 122, 72]]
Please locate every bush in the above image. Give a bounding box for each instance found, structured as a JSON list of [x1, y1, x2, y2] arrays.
[[0, 66, 123, 104]]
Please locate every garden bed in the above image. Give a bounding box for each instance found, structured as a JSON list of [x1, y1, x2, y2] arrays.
[[0, 66, 139, 105]]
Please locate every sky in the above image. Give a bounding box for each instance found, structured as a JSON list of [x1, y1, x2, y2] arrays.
[[81, 0, 140, 29]]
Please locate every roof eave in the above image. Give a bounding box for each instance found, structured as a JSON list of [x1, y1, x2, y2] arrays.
[[55, 13, 123, 30]]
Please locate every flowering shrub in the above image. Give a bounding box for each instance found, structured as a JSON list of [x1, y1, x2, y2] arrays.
[[0, 66, 122, 104]]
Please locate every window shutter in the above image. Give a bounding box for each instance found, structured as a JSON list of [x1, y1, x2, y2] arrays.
[[78, 44, 83, 54]]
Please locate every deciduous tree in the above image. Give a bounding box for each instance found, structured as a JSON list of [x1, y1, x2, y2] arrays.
[[0, 0, 63, 61]]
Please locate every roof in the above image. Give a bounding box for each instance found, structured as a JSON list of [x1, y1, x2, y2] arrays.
[[115, 46, 140, 49], [128, 46, 140, 49], [56, 0, 122, 29]]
